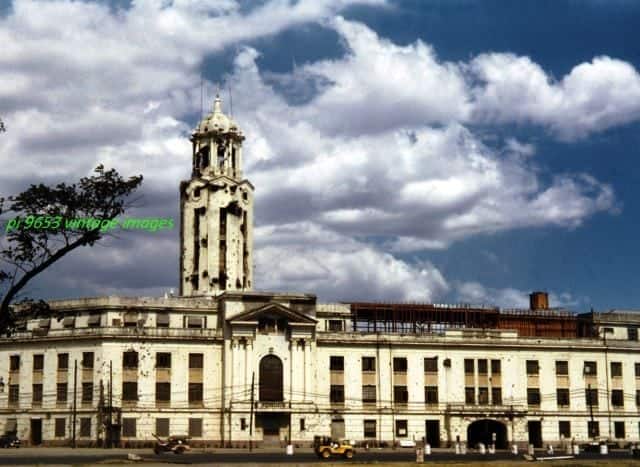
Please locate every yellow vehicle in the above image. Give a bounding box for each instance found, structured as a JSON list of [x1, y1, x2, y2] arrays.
[[313, 436, 355, 459]]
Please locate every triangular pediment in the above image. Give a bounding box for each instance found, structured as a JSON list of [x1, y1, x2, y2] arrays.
[[227, 302, 316, 324]]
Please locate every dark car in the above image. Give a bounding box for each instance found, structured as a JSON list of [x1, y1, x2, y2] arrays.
[[0, 433, 20, 448]]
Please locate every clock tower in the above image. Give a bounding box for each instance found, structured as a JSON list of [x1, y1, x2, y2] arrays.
[[179, 95, 254, 296]]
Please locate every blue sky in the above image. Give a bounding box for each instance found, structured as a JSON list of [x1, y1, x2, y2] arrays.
[[1, 0, 639, 310]]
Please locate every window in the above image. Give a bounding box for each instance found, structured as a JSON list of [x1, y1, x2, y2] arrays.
[[362, 385, 376, 404], [393, 357, 407, 373], [188, 418, 203, 437], [362, 357, 376, 372], [156, 418, 170, 437], [556, 361, 568, 375], [156, 353, 172, 369], [492, 387, 502, 405], [123, 351, 138, 369], [82, 352, 94, 369], [393, 385, 408, 404], [636, 390, 640, 406], [330, 385, 345, 404], [395, 420, 408, 437], [122, 418, 136, 437], [612, 389, 624, 407], [240, 418, 247, 431], [328, 320, 343, 331], [425, 386, 438, 404], [478, 359, 488, 374], [156, 383, 171, 404], [424, 357, 438, 373], [464, 359, 474, 374], [189, 353, 203, 369], [559, 421, 571, 438], [527, 388, 541, 405], [5, 419, 17, 435], [526, 360, 539, 375], [557, 388, 570, 407], [364, 420, 376, 438], [33, 354, 44, 372], [82, 382, 93, 404], [588, 421, 600, 438], [611, 362, 623, 378], [330, 356, 344, 371], [55, 418, 66, 437], [9, 355, 20, 371], [123, 312, 138, 327], [300, 418, 305, 432], [57, 383, 68, 403], [88, 313, 101, 327], [186, 316, 205, 329], [478, 387, 489, 404], [32, 384, 43, 405], [9, 385, 19, 405], [636, 363, 640, 377], [629, 327, 638, 341], [491, 360, 501, 374], [189, 383, 203, 405], [122, 382, 138, 402], [584, 361, 597, 376], [586, 388, 599, 407], [58, 353, 69, 371], [614, 421, 625, 439], [80, 418, 91, 437], [156, 313, 170, 328], [465, 387, 475, 404]]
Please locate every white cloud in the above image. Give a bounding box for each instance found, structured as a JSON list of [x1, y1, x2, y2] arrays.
[[455, 281, 582, 309]]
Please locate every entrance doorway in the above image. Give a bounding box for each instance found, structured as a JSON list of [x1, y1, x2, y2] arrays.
[[259, 355, 283, 401], [331, 418, 345, 439], [30, 419, 42, 446], [425, 420, 440, 447], [467, 419, 507, 449], [528, 421, 542, 448], [256, 413, 288, 446]]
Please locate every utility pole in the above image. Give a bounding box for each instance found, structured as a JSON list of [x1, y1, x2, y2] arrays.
[[588, 383, 595, 439], [108, 360, 113, 448], [72, 359, 77, 448], [249, 372, 255, 452]]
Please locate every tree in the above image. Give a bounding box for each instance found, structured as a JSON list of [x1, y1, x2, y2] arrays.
[[0, 165, 143, 334]]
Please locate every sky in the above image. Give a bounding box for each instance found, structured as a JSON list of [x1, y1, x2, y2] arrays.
[[1, 0, 640, 311]]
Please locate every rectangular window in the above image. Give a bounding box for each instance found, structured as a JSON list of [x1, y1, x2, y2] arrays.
[[424, 357, 438, 373], [156, 352, 172, 369], [611, 362, 623, 378], [395, 420, 408, 437], [189, 383, 203, 404], [240, 418, 247, 431], [364, 419, 376, 438], [465, 387, 475, 404], [393, 385, 408, 404], [527, 388, 541, 405], [9, 355, 20, 371], [300, 418, 305, 432], [478, 359, 488, 374], [156, 382, 171, 403], [189, 353, 203, 369], [188, 418, 203, 437], [492, 387, 502, 405], [55, 418, 66, 437], [362, 385, 377, 403], [330, 385, 345, 403], [526, 360, 539, 375], [614, 421, 625, 439], [425, 386, 438, 404], [82, 382, 93, 404], [464, 359, 474, 374], [156, 418, 170, 437], [32, 384, 43, 405], [362, 357, 376, 372], [123, 351, 138, 369], [156, 313, 170, 328], [588, 421, 600, 438], [8, 385, 19, 405], [58, 353, 69, 371], [586, 388, 599, 407], [328, 320, 343, 331], [612, 389, 624, 407], [557, 388, 570, 407], [186, 316, 204, 329], [33, 354, 44, 372], [330, 356, 344, 371], [82, 352, 94, 369], [122, 418, 136, 437], [80, 418, 91, 437], [56, 383, 68, 403], [584, 361, 597, 376], [393, 357, 407, 373], [122, 382, 138, 402], [556, 361, 568, 375], [636, 390, 640, 406], [88, 313, 101, 327], [478, 387, 489, 404], [491, 360, 501, 374], [629, 327, 638, 341], [559, 421, 571, 439], [636, 363, 640, 377]]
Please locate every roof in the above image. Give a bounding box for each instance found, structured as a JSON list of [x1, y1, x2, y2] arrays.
[[194, 95, 241, 135]]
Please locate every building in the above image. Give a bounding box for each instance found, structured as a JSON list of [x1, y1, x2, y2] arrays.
[[2, 99, 640, 449]]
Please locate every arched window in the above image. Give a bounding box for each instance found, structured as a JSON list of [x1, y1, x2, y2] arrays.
[[259, 355, 283, 401]]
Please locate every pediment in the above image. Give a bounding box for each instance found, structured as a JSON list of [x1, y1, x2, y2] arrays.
[[227, 302, 316, 325]]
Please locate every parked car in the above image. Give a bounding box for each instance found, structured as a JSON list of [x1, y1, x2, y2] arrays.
[[313, 435, 355, 459], [153, 434, 191, 455], [0, 433, 20, 448]]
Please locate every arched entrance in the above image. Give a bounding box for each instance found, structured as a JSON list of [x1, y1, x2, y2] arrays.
[[259, 355, 283, 401], [467, 419, 508, 449]]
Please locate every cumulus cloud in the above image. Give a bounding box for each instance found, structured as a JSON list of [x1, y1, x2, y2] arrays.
[[455, 281, 583, 310]]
